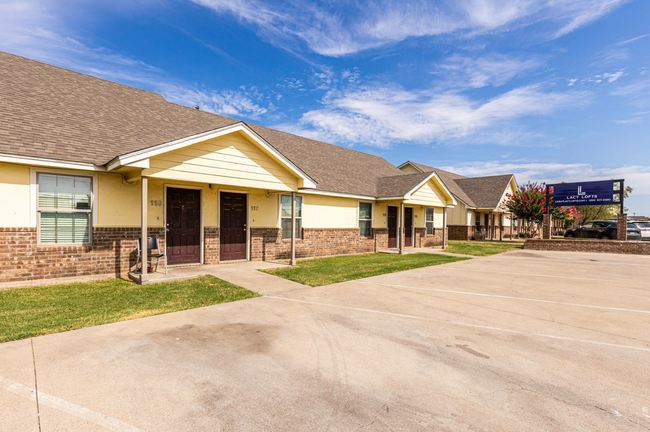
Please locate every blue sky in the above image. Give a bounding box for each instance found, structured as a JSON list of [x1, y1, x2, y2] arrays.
[[1, 0, 649, 215]]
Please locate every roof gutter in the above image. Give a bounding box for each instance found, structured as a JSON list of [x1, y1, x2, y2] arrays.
[[0, 153, 107, 172]]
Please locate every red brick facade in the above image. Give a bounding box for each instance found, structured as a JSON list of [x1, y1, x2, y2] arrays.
[[1, 224, 447, 285], [414, 227, 446, 248], [250, 227, 385, 261], [0, 227, 164, 284], [448, 225, 470, 241], [524, 239, 650, 255]]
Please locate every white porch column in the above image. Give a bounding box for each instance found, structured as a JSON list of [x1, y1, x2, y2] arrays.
[[290, 191, 296, 266], [141, 175, 148, 281], [399, 203, 405, 255], [443, 207, 447, 250]]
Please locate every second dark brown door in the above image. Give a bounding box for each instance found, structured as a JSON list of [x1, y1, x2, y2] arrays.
[[404, 207, 413, 247], [166, 187, 201, 265], [220, 192, 247, 261], [388, 206, 398, 248]]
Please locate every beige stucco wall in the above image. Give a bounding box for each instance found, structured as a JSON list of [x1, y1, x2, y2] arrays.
[[2, 159, 454, 232], [301, 194, 358, 228], [0, 162, 31, 227], [98, 176, 280, 228], [144, 131, 299, 192]]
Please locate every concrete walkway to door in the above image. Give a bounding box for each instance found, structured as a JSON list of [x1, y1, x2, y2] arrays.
[[141, 260, 309, 296]]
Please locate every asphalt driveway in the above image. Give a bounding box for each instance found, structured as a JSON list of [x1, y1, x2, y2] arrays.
[[2, 250, 649, 431]]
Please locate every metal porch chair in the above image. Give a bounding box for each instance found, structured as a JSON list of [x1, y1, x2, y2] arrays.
[[136, 237, 167, 274]]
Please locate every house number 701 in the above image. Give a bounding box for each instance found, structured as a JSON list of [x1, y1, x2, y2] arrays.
[[150, 200, 162, 206]]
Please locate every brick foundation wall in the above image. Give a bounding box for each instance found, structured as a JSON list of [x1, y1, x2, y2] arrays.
[[415, 227, 446, 248], [0, 227, 165, 284], [250, 227, 383, 261], [448, 225, 470, 241], [524, 239, 650, 255], [204, 227, 220, 265]]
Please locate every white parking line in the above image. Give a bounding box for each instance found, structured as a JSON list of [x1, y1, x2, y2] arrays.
[[264, 296, 650, 353], [349, 281, 650, 314], [0, 376, 142, 432], [424, 267, 649, 284]]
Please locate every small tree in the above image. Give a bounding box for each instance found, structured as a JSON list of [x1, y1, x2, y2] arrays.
[[575, 185, 633, 224], [501, 182, 581, 236]]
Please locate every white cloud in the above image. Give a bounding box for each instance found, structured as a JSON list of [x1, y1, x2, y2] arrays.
[[0, 0, 277, 119], [190, 0, 628, 57], [437, 54, 542, 88], [278, 83, 587, 148], [160, 85, 270, 118], [440, 161, 650, 195]]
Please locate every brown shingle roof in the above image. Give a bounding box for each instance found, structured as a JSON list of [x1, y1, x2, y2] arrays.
[[376, 172, 432, 198], [403, 161, 515, 209], [0, 51, 426, 198]]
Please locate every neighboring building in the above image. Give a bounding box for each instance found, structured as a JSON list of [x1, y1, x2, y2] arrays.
[[0, 51, 457, 285], [398, 162, 518, 241]]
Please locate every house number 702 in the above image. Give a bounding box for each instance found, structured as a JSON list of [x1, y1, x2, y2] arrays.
[[150, 200, 162, 206]]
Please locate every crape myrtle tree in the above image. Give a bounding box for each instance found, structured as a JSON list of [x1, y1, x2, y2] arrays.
[[500, 182, 582, 237]]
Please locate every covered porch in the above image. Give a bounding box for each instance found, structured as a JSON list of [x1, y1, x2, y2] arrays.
[[105, 124, 314, 284]]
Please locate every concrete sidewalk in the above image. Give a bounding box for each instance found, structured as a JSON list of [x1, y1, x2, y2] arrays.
[[2, 250, 649, 431]]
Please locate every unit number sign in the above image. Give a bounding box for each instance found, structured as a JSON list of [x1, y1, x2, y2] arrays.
[[150, 200, 162, 206]]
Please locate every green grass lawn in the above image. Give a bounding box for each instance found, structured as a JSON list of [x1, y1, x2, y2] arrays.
[[262, 253, 469, 287], [0, 276, 259, 343], [446, 241, 524, 257]]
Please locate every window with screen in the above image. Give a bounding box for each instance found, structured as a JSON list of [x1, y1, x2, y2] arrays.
[[426, 208, 435, 235], [281, 195, 302, 239], [358, 202, 372, 238], [38, 173, 92, 244]]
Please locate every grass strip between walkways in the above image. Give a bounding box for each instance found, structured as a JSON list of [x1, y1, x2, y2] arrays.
[[445, 241, 524, 257], [261, 253, 470, 287], [0, 275, 259, 343]]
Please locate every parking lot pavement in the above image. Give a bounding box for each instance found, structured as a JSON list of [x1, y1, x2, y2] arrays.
[[2, 250, 649, 431]]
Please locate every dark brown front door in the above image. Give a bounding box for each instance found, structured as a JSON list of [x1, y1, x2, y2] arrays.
[[388, 206, 398, 248], [404, 207, 413, 247], [220, 192, 247, 261], [166, 187, 201, 265]]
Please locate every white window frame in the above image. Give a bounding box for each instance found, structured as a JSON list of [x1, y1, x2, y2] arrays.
[[279, 194, 303, 240], [30, 168, 98, 247], [425, 208, 435, 235], [35, 172, 94, 246], [358, 201, 373, 238]]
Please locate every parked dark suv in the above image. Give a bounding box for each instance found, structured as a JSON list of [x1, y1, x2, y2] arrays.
[[564, 220, 642, 240]]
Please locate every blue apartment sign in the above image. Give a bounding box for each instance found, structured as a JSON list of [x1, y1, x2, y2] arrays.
[[552, 180, 615, 206]]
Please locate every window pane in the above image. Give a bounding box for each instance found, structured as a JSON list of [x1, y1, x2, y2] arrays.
[[281, 195, 292, 218], [295, 218, 302, 238], [74, 213, 90, 243], [360, 220, 372, 238], [295, 196, 302, 218], [38, 174, 57, 209], [74, 177, 92, 210], [426, 221, 433, 235], [359, 202, 372, 220], [57, 176, 75, 210], [281, 218, 291, 239], [56, 212, 74, 243], [426, 208, 434, 222], [40, 212, 57, 243], [282, 218, 302, 239]]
